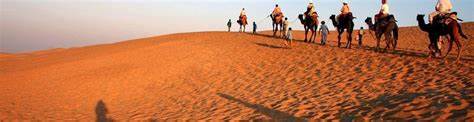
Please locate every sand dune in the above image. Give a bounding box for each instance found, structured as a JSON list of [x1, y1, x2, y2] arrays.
[[0, 23, 473, 121]]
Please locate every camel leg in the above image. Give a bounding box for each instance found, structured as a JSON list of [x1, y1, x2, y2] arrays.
[[312, 27, 317, 43], [443, 38, 453, 62], [273, 23, 276, 37], [427, 44, 434, 60], [391, 37, 396, 51], [376, 38, 380, 52], [314, 25, 318, 43], [347, 31, 352, 49], [304, 28, 309, 42], [376, 33, 383, 52], [274, 26, 277, 37], [450, 23, 463, 63], [338, 30, 342, 47], [452, 34, 462, 63], [384, 34, 391, 51], [455, 40, 462, 63], [280, 24, 284, 38]]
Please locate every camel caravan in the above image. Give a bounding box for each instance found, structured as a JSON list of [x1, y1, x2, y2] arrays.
[[232, 0, 468, 63]]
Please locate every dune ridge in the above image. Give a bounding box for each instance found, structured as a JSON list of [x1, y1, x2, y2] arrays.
[[0, 23, 473, 120]]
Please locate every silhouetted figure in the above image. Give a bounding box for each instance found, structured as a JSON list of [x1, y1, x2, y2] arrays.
[[286, 27, 293, 47], [95, 100, 108, 122], [358, 27, 364, 47], [253, 22, 257, 34], [227, 19, 232, 32]]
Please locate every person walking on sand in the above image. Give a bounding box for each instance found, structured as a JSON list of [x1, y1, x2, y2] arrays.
[[283, 17, 289, 39], [286, 27, 293, 47], [253, 22, 257, 34], [319, 21, 329, 45], [227, 19, 232, 32], [358, 27, 364, 48]]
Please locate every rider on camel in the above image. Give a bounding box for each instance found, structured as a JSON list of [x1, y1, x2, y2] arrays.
[[305, 2, 317, 18], [272, 4, 283, 17], [375, 0, 390, 23], [429, 0, 452, 23], [240, 8, 246, 17], [429, 0, 467, 39], [336, 2, 351, 24], [240, 8, 246, 20]]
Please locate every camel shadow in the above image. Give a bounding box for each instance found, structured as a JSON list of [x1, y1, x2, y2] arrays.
[[217, 93, 307, 121], [251, 33, 278, 39], [363, 47, 474, 62], [254, 42, 288, 49], [96, 100, 112, 122], [247, 32, 474, 62], [342, 89, 469, 120], [248, 33, 319, 44]]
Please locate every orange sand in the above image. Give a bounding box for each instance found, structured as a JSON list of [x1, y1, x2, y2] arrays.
[[0, 23, 473, 121]]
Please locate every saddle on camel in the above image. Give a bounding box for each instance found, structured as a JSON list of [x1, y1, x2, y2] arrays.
[[237, 15, 248, 25]]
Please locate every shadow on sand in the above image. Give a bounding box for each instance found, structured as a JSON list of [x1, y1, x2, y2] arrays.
[[96, 100, 112, 122], [344, 90, 470, 120], [254, 42, 288, 49], [217, 93, 307, 121]]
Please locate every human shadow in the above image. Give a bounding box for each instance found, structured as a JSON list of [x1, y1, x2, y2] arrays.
[[217, 93, 307, 121], [96, 100, 111, 122], [254, 42, 288, 49]]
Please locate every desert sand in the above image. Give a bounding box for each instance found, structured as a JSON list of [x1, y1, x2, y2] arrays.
[[0, 23, 473, 121]]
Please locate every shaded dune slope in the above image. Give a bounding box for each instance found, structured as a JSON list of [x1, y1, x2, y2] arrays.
[[0, 23, 473, 120]]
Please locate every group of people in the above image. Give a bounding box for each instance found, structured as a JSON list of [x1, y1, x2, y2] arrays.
[[227, 0, 461, 47]]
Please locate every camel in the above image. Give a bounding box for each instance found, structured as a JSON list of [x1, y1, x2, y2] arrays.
[[298, 13, 319, 43], [330, 13, 355, 48], [270, 14, 284, 37], [416, 14, 468, 62], [365, 15, 399, 51], [237, 15, 248, 32]]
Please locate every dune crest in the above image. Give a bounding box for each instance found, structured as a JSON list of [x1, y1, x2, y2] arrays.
[[0, 23, 473, 121]]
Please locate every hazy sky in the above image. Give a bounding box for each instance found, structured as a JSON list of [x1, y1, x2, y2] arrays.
[[1, 0, 473, 53]]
